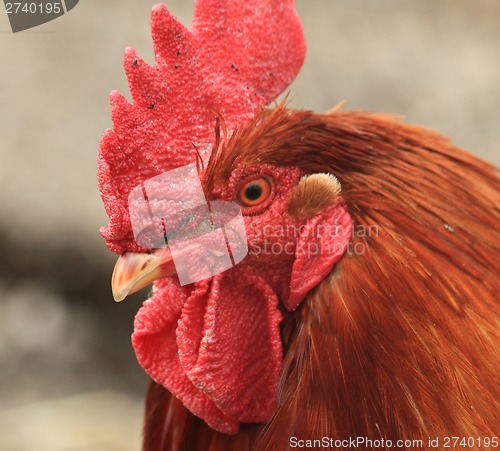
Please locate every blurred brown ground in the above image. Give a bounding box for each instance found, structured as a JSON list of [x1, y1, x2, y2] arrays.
[[0, 1, 498, 449]]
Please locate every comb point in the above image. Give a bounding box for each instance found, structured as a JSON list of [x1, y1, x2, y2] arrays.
[[151, 3, 192, 65], [124, 49, 158, 108]]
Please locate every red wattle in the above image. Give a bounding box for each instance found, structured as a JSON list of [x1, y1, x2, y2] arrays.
[[132, 268, 283, 434]]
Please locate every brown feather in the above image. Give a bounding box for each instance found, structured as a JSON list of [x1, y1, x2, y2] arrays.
[[287, 173, 342, 219], [144, 106, 500, 450]]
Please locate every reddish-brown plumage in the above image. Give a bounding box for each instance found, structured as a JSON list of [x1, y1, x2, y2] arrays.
[[97, 2, 498, 448], [141, 107, 499, 450]]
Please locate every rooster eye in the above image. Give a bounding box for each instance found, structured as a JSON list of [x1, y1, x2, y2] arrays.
[[237, 177, 272, 207]]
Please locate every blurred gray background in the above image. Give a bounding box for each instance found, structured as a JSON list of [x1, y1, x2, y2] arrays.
[[0, 1, 498, 449]]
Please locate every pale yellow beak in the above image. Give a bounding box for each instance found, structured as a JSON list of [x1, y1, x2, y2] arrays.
[[111, 249, 177, 302]]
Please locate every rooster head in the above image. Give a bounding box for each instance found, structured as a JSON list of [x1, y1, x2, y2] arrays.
[[98, 1, 352, 434]]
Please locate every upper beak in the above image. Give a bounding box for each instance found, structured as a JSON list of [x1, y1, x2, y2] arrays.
[[111, 248, 177, 302]]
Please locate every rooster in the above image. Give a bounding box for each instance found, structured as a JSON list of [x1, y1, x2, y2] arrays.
[[98, 1, 499, 450]]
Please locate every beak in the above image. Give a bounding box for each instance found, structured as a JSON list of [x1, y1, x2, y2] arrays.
[[111, 249, 177, 302]]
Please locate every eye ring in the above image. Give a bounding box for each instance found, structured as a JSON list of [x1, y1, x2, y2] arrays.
[[236, 177, 272, 208]]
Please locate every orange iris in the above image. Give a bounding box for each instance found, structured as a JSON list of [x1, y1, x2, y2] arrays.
[[237, 177, 272, 207]]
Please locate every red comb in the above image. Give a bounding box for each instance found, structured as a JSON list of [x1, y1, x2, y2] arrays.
[[98, 1, 306, 254]]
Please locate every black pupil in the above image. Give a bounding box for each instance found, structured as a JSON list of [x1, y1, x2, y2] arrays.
[[245, 184, 263, 201]]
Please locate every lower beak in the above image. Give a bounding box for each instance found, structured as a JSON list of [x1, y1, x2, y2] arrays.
[[111, 249, 177, 302]]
